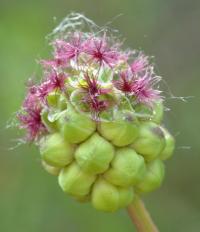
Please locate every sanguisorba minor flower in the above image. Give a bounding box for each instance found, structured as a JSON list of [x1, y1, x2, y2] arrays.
[[17, 13, 175, 216]]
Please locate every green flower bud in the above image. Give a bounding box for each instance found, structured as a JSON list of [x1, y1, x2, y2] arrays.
[[75, 133, 115, 175], [104, 148, 146, 187], [41, 110, 58, 132], [58, 162, 96, 197], [131, 122, 165, 161], [59, 105, 96, 144], [136, 159, 165, 193], [91, 178, 134, 212], [159, 127, 175, 160], [40, 133, 74, 167], [91, 178, 119, 212], [98, 111, 139, 147], [118, 187, 134, 208], [41, 160, 61, 176]]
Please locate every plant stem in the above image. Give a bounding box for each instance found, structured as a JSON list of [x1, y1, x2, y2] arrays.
[[127, 196, 159, 232]]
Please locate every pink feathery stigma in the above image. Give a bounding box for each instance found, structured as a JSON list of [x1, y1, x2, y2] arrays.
[[37, 71, 67, 103], [84, 35, 121, 68], [17, 107, 46, 141], [80, 74, 111, 114], [53, 33, 84, 64], [37, 81, 53, 103], [81, 74, 110, 96], [133, 75, 161, 105], [113, 71, 135, 93], [23, 85, 39, 109], [47, 71, 67, 91], [18, 85, 47, 141], [131, 54, 149, 74]]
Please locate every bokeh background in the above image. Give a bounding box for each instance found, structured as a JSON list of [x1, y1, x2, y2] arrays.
[[0, 0, 199, 231]]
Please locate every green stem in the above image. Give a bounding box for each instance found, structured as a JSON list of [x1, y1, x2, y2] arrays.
[[127, 196, 159, 232]]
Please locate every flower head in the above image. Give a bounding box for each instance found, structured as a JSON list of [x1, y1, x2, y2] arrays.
[[16, 14, 174, 213]]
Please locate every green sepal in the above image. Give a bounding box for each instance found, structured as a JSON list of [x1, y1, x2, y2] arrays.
[[159, 127, 175, 160], [46, 91, 61, 108], [152, 101, 164, 124]]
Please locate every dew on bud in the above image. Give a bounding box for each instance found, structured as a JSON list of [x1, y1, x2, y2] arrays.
[[59, 104, 96, 144], [58, 162, 96, 197], [159, 127, 175, 160], [75, 133, 115, 175], [41, 110, 58, 132], [40, 133, 74, 167], [131, 122, 165, 161], [135, 159, 165, 193], [104, 148, 146, 187]]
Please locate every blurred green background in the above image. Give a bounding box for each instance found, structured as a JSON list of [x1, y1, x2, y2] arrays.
[[0, 0, 199, 231]]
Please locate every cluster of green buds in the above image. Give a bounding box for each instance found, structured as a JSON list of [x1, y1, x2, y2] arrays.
[[17, 14, 175, 212]]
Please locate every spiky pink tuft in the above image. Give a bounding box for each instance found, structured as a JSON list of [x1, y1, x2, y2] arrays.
[[84, 35, 122, 68]]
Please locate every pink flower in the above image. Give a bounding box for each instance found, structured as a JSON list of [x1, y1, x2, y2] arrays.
[[113, 70, 161, 105], [80, 74, 111, 115], [131, 53, 149, 74], [37, 71, 67, 103], [81, 73, 110, 96], [84, 35, 121, 67], [18, 84, 47, 141]]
